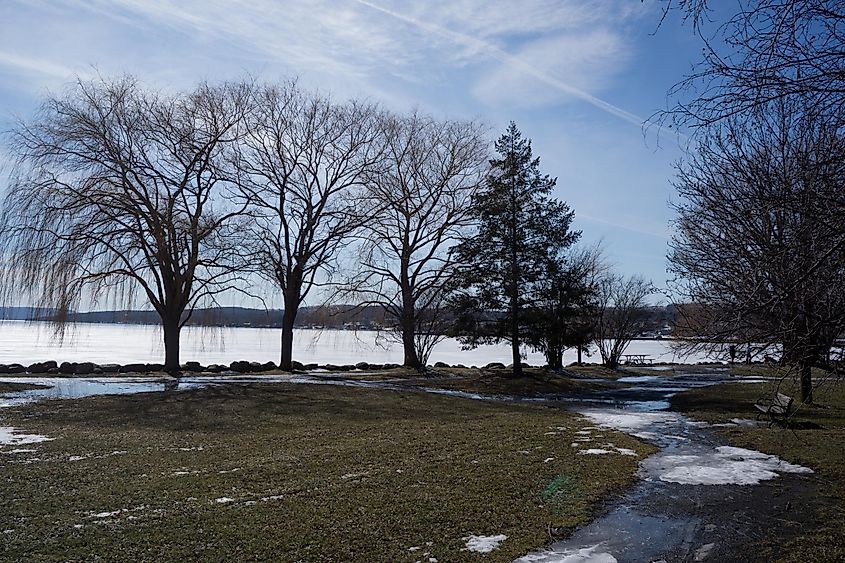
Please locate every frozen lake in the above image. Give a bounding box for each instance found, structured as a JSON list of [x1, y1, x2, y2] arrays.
[[0, 320, 715, 366]]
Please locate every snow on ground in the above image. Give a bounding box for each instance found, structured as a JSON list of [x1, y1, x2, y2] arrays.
[[644, 446, 813, 485], [579, 410, 677, 434], [214, 497, 235, 504], [462, 534, 507, 553], [577, 449, 611, 455], [0, 426, 52, 447], [515, 543, 618, 562]]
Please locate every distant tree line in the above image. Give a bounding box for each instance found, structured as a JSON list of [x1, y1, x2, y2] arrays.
[[0, 77, 652, 375]]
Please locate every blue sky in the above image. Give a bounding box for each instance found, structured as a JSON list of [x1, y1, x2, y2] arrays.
[[0, 0, 706, 300]]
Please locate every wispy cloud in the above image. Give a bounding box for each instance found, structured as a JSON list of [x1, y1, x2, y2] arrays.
[[0, 50, 81, 80], [354, 0, 647, 126]]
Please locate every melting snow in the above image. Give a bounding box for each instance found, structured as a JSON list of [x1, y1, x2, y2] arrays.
[[463, 534, 507, 553], [578, 449, 611, 455], [0, 427, 52, 447], [214, 497, 235, 504], [515, 543, 618, 562], [645, 446, 813, 485]]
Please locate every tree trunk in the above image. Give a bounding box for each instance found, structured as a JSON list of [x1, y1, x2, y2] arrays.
[[577, 346, 583, 365], [280, 285, 300, 371], [799, 361, 813, 404], [163, 315, 181, 375], [401, 319, 421, 370]]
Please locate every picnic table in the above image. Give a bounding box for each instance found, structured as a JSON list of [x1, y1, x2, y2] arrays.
[[621, 354, 654, 365]]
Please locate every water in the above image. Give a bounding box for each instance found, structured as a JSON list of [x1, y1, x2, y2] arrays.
[[0, 320, 713, 366], [517, 372, 812, 562]]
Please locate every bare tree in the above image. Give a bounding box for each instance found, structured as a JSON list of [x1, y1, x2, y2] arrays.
[[350, 112, 487, 370], [669, 99, 845, 403], [593, 274, 653, 369], [236, 82, 384, 371], [0, 76, 252, 374], [660, 0, 845, 130]]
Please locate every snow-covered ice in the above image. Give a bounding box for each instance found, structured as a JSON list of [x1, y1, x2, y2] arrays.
[[515, 543, 618, 562], [644, 446, 813, 485]]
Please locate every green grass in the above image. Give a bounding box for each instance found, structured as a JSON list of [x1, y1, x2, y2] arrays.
[[671, 377, 845, 562], [0, 383, 654, 562]]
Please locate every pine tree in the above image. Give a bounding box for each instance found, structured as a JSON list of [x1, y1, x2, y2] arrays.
[[450, 122, 580, 376]]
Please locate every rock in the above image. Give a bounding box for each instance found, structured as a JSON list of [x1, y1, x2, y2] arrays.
[[47, 367, 59, 374], [59, 362, 77, 374], [229, 360, 251, 373], [259, 361, 277, 372], [433, 361, 450, 368], [146, 364, 163, 372], [120, 363, 148, 373], [73, 362, 95, 375], [100, 364, 121, 373], [454, 364, 468, 369], [484, 362, 506, 369], [382, 363, 400, 369], [6, 363, 25, 374], [322, 364, 343, 371], [205, 364, 225, 373], [354, 362, 370, 370], [181, 361, 203, 372], [304, 363, 319, 370], [367, 363, 383, 370], [27, 362, 50, 374], [290, 360, 305, 371], [248, 362, 263, 372]]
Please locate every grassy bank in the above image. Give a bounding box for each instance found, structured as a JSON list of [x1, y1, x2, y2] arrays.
[[671, 377, 845, 562], [0, 383, 653, 562]]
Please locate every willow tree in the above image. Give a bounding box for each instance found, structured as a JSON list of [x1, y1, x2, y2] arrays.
[[0, 77, 252, 374], [351, 112, 487, 369], [237, 82, 384, 371]]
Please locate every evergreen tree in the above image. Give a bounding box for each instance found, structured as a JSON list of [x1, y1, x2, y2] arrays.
[[450, 123, 580, 376], [525, 255, 599, 369]]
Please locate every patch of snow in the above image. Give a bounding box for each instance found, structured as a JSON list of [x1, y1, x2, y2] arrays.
[[515, 543, 617, 562], [578, 449, 611, 455], [260, 495, 284, 501], [616, 375, 658, 383], [613, 447, 638, 456], [543, 457, 555, 463], [92, 510, 121, 519], [463, 534, 507, 553], [68, 455, 87, 462], [580, 410, 676, 433], [1, 448, 36, 454], [0, 426, 52, 446], [645, 446, 813, 485], [214, 497, 235, 504]]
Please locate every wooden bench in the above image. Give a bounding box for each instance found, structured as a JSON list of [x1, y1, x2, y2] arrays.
[[754, 392, 794, 426], [622, 354, 653, 365]]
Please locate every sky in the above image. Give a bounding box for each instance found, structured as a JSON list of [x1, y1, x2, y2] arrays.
[[0, 0, 708, 304]]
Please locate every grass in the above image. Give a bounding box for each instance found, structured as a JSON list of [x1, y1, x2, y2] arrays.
[[0, 383, 654, 562], [397, 367, 622, 396], [671, 376, 845, 562], [0, 382, 50, 393]]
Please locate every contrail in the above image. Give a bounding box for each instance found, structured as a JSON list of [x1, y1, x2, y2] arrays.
[[354, 0, 647, 127]]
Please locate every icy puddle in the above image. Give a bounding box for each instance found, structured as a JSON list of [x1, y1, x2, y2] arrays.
[[519, 372, 814, 563]]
